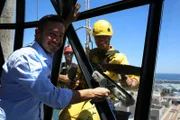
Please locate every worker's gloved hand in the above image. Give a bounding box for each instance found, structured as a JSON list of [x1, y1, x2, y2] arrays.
[[92, 70, 135, 106], [68, 66, 78, 82], [68, 80, 79, 89], [67, 66, 78, 89]]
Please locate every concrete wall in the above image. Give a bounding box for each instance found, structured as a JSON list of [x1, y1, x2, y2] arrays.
[[0, 0, 15, 60]]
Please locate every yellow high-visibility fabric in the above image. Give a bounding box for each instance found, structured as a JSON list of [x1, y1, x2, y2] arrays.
[[76, 46, 139, 89], [89, 46, 139, 83], [59, 100, 100, 120]]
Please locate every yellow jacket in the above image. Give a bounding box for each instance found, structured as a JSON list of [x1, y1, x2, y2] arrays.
[[76, 46, 139, 89]]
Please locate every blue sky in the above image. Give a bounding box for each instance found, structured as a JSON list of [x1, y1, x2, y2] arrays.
[[23, 0, 180, 74]]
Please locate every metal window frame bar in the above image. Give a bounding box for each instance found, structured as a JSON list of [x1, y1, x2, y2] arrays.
[[13, 0, 25, 51], [134, 0, 164, 120], [0, 42, 5, 78]]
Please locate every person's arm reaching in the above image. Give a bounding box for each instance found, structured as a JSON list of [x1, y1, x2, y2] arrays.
[[69, 87, 110, 105]]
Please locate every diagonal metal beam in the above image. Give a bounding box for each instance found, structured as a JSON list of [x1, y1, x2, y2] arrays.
[[67, 24, 117, 120]]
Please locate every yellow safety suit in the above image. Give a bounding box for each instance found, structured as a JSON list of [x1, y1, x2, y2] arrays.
[[77, 46, 139, 89], [59, 100, 100, 120]]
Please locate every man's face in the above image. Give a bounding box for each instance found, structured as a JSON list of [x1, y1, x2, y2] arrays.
[[94, 35, 111, 50], [36, 22, 65, 54], [64, 52, 73, 62]]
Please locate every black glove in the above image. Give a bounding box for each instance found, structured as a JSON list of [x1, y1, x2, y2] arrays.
[[68, 66, 78, 82]]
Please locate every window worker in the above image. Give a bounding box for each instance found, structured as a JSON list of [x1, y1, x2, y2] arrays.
[[57, 45, 79, 89], [89, 19, 139, 90]]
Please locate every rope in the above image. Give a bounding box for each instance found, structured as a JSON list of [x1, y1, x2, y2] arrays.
[[36, 0, 38, 20]]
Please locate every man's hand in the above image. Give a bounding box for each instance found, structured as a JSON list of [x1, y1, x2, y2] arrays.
[[70, 87, 110, 104], [58, 74, 79, 89], [58, 74, 69, 83], [126, 77, 139, 89], [64, 3, 81, 29], [69, 80, 80, 89], [91, 87, 110, 102]]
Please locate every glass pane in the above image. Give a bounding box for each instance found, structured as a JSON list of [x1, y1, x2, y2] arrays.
[[25, 0, 56, 22], [78, 0, 121, 10], [25, 0, 123, 22], [74, 5, 149, 67], [151, 0, 180, 120], [73, 5, 149, 119], [23, 28, 36, 46]]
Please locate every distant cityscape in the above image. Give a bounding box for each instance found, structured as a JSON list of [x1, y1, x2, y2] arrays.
[[116, 76, 180, 120], [148, 79, 180, 120]]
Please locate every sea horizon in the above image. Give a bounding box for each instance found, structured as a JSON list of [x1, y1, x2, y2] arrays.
[[155, 73, 180, 81]]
